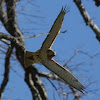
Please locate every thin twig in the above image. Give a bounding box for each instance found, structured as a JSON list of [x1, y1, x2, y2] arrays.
[[74, 0, 100, 41], [24, 32, 48, 39], [70, 87, 81, 100], [0, 32, 22, 48], [0, 44, 13, 99]]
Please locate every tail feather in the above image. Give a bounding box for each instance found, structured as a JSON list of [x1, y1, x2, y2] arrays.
[[24, 51, 35, 67]]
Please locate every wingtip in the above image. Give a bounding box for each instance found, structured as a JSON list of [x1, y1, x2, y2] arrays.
[[61, 5, 70, 14], [80, 86, 88, 94]]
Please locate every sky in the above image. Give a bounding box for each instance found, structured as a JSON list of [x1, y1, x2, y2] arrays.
[[0, 0, 100, 100]]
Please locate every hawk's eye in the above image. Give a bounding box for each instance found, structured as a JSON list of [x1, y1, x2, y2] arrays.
[[47, 50, 55, 57]]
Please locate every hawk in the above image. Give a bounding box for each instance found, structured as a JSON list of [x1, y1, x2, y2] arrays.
[[24, 7, 85, 92]]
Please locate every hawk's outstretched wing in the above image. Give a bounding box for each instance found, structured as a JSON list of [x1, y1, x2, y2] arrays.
[[41, 7, 69, 49], [42, 59, 85, 92]]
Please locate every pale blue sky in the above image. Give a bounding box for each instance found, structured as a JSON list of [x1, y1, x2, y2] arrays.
[[0, 0, 100, 100]]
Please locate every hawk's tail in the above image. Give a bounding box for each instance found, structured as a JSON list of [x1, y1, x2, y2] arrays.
[[24, 51, 35, 68]]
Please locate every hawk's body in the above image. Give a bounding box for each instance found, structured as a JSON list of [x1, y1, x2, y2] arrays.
[[24, 7, 85, 92]]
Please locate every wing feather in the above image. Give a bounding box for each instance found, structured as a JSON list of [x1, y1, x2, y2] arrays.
[[42, 59, 85, 92], [41, 7, 67, 49]]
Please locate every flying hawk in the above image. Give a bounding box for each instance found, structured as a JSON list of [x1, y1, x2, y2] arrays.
[[24, 7, 85, 92]]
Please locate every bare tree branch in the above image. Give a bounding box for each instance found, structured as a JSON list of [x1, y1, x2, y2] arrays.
[[0, 39, 10, 45], [24, 32, 48, 39], [0, 1, 49, 100], [94, 0, 100, 6], [0, 44, 13, 99], [70, 87, 81, 100], [39, 72, 82, 100], [4, 0, 23, 38], [74, 0, 100, 41], [25, 66, 49, 100], [0, 0, 97, 99], [0, 0, 8, 26], [0, 32, 22, 48], [39, 72, 62, 81], [0, 32, 17, 42]]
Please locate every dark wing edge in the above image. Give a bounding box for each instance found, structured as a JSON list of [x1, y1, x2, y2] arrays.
[[41, 6, 69, 49], [42, 59, 85, 93]]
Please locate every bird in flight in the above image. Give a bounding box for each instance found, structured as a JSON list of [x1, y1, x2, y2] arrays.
[[24, 7, 85, 93]]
